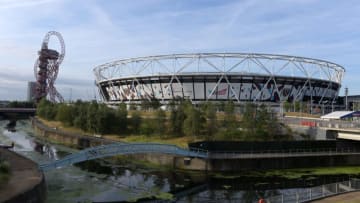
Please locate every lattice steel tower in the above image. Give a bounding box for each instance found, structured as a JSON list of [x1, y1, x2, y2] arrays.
[[34, 31, 65, 103]]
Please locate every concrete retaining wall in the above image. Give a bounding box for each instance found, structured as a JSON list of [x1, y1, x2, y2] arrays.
[[0, 148, 46, 203], [32, 118, 209, 171], [288, 125, 328, 140], [31, 117, 360, 172], [208, 155, 360, 171], [126, 153, 208, 170], [31, 118, 114, 148]]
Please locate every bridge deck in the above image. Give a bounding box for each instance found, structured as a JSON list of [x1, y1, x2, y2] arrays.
[[39, 143, 208, 171], [38, 141, 360, 171]]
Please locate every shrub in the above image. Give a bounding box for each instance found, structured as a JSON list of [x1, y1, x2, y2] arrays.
[[0, 160, 10, 174]]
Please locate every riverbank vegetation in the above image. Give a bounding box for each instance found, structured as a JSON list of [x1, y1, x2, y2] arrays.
[[211, 166, 360, 179], [36, 99, 292, 146], [0, 159, 10, 187]]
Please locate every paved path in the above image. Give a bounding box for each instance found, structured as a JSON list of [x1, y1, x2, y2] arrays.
[[0, 148, 44, 202], [311, 191, 360, 203]]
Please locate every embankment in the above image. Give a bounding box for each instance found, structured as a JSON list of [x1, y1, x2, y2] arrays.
[[0, 148, 46, 203], [31, 117, 208, 171], [32, 117, 360, 172], [31, 117, 115, 148]]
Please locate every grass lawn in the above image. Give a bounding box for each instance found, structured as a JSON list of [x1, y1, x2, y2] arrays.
[[0, 174, 9, 187], [211, 166, 360, 179], [104, 134, 202, 148], [260, 166, 360, 179], [38, 118, 87, 135], [285, 112, 321, 118], [37, 117, 202, 148], [0, 161, 10, 188]]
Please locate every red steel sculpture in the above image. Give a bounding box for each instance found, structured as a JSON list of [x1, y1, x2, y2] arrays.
[[34, 31, 65, 103]]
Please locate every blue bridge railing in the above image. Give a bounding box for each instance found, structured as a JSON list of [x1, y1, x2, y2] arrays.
[[39, 143, 208, 171]]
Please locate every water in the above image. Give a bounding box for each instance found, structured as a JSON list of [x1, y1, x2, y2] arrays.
[[0, 120, 352, 203]]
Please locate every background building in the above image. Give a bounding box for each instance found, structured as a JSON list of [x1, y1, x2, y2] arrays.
[[27, 81, 37, 102], [94, 53, 345, 109]]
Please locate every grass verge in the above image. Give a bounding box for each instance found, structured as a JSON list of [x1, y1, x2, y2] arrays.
[[211, 166, 360, 179], [37, 117, 202, 148], [0, 160, 10, 188]]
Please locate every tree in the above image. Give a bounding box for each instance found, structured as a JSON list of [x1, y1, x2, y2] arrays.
[[169, 100, 185, 137], [150, 98, 161, 110], [55, 103, 73, 126], [283, 101, 291, 112], [241, 103, 281, 141], [141, 97, 161, 111], [223, 100, 237, 130], [183, 101, 203, 137], [203, 102, 217, 139], [96, 104, 117, 134], [130, 111, 142, 134], [155, 109, 166, 136], [73, 101, 88, 131], [8, 101, 35, 108], [294, 101, 301, 112], [36, 98, 49, 118], [140, 99, 151, 111], [36, 98, 58, 120], [140, 119, 155, 136], [241, 102, 257, 139], [115, 103, 128, 134], [45, 104, 57, 120], [86, 101, 99, 133], [254, 104, 271, 140]]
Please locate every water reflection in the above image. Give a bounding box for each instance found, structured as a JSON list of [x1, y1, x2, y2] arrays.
[[0, 120, 357, 203]]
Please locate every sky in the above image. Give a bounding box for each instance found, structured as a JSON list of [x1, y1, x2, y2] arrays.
[[0, 0, 359, 101]]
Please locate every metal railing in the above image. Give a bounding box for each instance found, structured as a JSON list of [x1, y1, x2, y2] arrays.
[[283, 117, 360, 129], [207, 147, 360, 159], [265, 179, 360, 203], [39, 143, 208, 171]]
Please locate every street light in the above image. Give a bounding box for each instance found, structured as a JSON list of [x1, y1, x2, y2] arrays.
[[322, 100, 328, 115], [331, 101, 336, 112]]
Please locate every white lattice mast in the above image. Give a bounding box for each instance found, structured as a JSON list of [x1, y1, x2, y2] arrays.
[[34, 31, 65, 103]]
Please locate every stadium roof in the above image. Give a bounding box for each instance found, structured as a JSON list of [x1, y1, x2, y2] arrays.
[[320, 111, 360, 120]]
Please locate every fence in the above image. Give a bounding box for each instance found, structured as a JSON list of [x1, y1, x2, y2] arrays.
[[265, 179, 360, 203], [207, 147, 360, 159], [283, 117, 360, 129]]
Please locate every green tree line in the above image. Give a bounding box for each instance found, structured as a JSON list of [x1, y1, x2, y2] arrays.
[[36, 98, 286, 141]]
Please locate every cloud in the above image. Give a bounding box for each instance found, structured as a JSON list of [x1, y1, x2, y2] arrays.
[[0, 0, 360, 100], [0, 0, 56, 9]]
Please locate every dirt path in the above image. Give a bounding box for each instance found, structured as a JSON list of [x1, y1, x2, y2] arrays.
[[311, 191, 360, 203], [0, 148, 44, 202]]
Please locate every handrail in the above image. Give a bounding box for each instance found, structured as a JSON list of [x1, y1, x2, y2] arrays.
[[207, 147, 360, 155], [39, 143, 208, 171], [265, 179, 360, 203]]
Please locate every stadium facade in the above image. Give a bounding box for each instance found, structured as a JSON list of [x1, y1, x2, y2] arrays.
[[93, 53, 345, 107]]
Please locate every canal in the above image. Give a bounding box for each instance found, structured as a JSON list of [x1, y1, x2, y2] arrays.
[[0, 120, 354, 203]]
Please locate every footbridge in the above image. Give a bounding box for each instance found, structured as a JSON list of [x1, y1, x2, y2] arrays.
[[0, 108, 36, 119], [39, 143, 208, 171]]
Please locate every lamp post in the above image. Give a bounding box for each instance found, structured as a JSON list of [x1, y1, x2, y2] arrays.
[[322, 100, 328, 115], [331, 101, 336, 112]]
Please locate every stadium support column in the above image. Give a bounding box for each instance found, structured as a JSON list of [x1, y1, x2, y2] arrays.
[[345, 87, 349, 111]]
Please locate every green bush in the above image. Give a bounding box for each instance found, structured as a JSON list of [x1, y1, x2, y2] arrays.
[[0, 160, 10, 174]]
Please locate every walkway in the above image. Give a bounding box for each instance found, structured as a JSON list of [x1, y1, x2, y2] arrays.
[[39, 142, 208, 171], [311, 191, 360, 203], [0, 148, 45, 202]]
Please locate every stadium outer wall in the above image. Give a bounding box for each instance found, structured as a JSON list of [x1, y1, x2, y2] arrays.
[[93, 53, 345, 108]]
